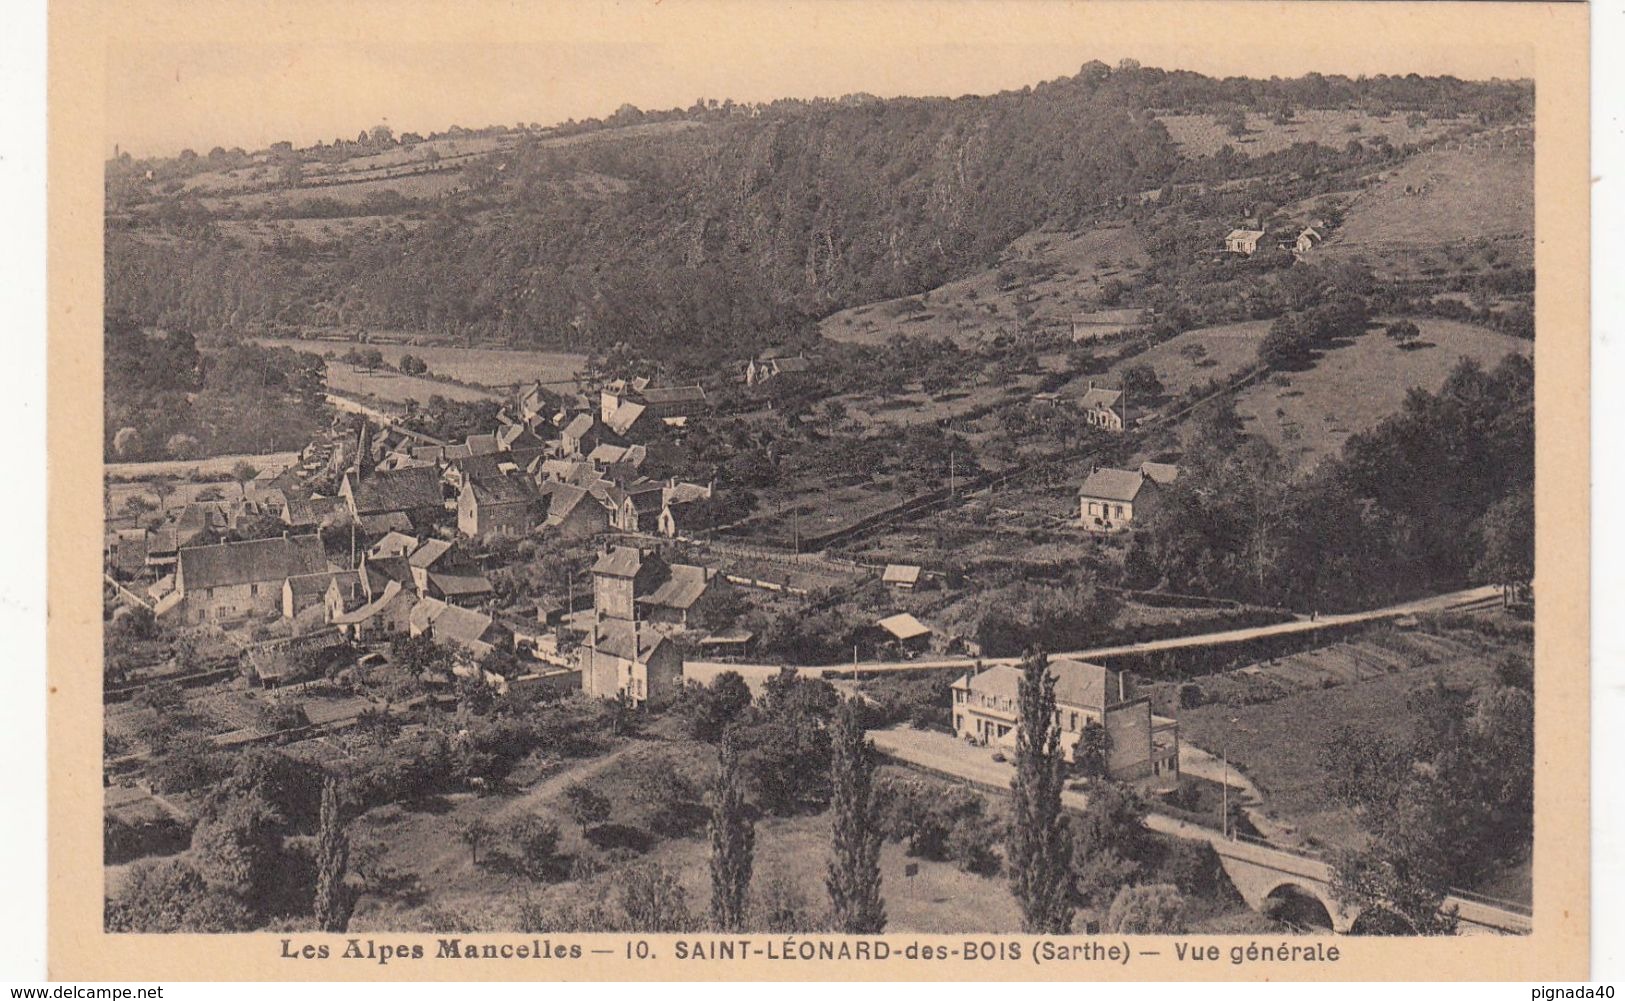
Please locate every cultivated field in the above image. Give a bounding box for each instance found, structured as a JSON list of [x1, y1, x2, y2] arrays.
[[1232, 317, 1532, 469], [1154, 109, 1473, 158], [324, 363, 500, 405], [819, 223, 1148, 349], [1157, 619, 1530, 866], [256, 337, 586, 390]]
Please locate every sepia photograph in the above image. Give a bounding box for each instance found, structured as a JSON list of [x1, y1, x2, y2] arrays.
[[43, 0, 1592, 982]]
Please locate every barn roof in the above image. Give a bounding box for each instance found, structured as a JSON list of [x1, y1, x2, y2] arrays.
[[178, 535, 328, 591], [877, 612, 932, 641], [1079, 467, 1150, 503], [349, 466, 444, 515]]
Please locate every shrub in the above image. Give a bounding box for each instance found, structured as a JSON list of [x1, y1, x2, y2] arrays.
[[750, 873, 821, 933], [1105, 883, 1188, 934], [506, 813, 562, 880], [617, 863, 694, 932], [945, 814, 1002, 875], [1177, 682, 1205, 709]]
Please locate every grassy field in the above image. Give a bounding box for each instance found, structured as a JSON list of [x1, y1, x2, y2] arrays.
[[325, 362, 500, 405], [343, 735, 1030, 934], [257, 337, 586, 390], [1061, 319, 1272, 400], [1330, 144, 1532, 250], [820, 222, 1148, 349], [1232, 317, 1532, 469], [1154, 109, 1473, 158]]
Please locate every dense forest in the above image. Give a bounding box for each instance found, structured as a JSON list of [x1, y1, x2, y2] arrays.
[[105, 62, 1531, 368], [104, 312, 329, 460]]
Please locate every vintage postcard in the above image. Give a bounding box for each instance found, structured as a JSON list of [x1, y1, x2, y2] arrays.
[[49, 0, 1590, 981]]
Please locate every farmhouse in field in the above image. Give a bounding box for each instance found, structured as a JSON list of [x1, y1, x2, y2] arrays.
[[1224, 228, 1266, 255], [1077, 381, 1129, 431], [170, 534, 329, 625], [745, 349, 813, 387], [1078, 465, 1161, 532], [951, 659, 1180, 782]]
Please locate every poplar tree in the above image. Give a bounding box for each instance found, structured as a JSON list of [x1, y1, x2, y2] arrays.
[[1007, 649, 1075, 933], [312, 776, 354, 933], [708, 727, 754, 932], [826, 699, 886, 934]]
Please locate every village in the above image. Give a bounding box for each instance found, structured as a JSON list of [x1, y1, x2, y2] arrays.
[[98, 61, 1540, 938], [101, 307, 1534, 937]]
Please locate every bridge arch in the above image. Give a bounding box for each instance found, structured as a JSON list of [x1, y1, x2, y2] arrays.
[[1260, 880, 1343, 932]]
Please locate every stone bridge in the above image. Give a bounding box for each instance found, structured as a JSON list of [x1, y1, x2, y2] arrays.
[[1209, 833, 1532, 936], [864, 727, 1532, 936]]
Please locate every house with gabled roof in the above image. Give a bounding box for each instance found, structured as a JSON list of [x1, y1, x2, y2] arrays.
[[951, 658, 1179, 782], [409, 597, 508, 661], [604, 399, 649, 438], [1138, 461, 1181, 486], [330, 578, 413, 642], [611, 480, 666, 533], [581, 617, 682, 708], [591, 544, 669, 621], [637, 563, 724, 630], [340, 465, 445, 523], [1078, 465, 1161, 533], [457, 472, 539, 538], [282, 569, 359, 621], [745, 350, 813, 387], [882, 564, 923, 591], [367, 530, 420, 560], [657, 480, 713, 538], [1077, 380, 1128, 431], [1224, 228, 1266, 255], [282, 494, 350, 530], [539, 481, 609, 540], [561, 413, 622, 457], [172, 534, 329, 625], [877, 612, 933, 653]]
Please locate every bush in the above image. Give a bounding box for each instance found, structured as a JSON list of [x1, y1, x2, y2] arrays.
[[1177, 682, 1205, 709], [750, 873, 821, 933], [1155, 839, 1230, 899], [506, 813, 562, 880], [1105, 883, 1188, 934], [105, 857, 256, 932], [878, 777, 988, 860], [945, 814, 1002, 875], [255, 700, 310, 734]]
